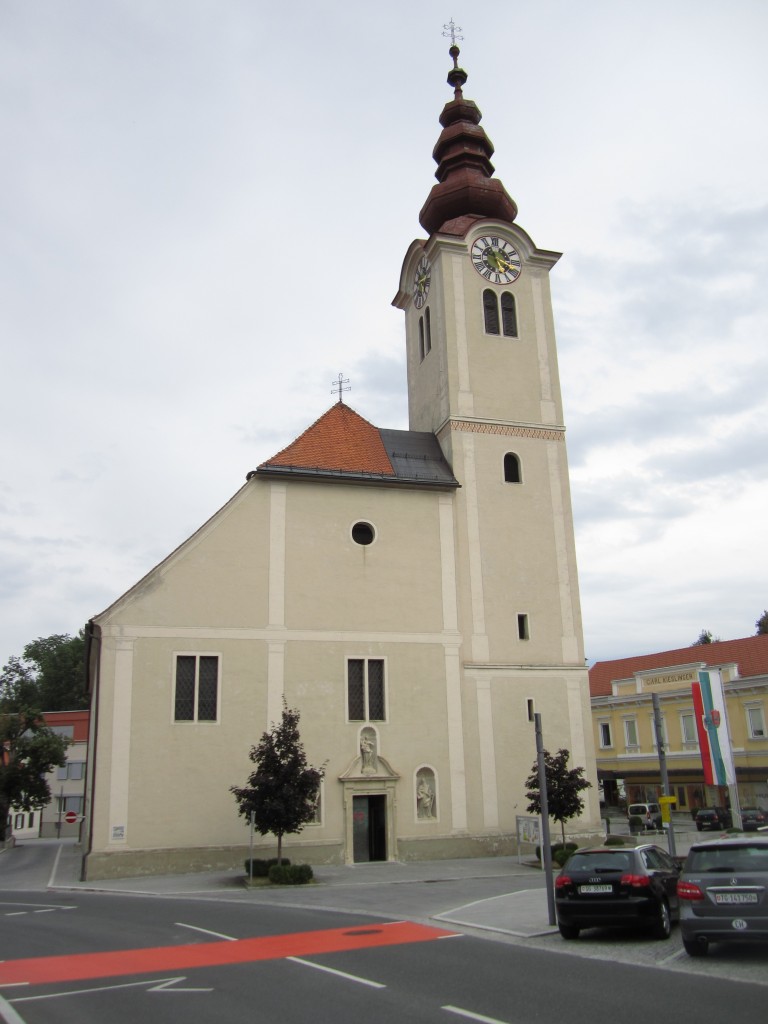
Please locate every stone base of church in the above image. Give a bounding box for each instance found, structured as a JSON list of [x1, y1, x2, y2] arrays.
[[83, 827, 606, 880]]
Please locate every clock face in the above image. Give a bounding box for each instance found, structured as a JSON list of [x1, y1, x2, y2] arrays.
[[470, 236, 522, 285], [413, 255, 431, 308]]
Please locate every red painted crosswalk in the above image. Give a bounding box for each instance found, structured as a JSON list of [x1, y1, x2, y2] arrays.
[[0, 921, 456, 988]]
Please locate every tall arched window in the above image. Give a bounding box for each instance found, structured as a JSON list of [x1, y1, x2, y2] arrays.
[[483, 289, 500, 334], [483, 290, 518, 338], [500, 293, 518, 337], [424, 306, 432, 353], [504, 452, 521, 483], [418, 317, 425, 361]]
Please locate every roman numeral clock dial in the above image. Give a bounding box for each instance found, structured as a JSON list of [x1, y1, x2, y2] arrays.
[[413, 255, 431, 308], [470, 236, 522, 285]]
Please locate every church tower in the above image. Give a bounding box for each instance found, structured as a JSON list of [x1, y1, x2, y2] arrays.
[[393, 42, 592, 792]]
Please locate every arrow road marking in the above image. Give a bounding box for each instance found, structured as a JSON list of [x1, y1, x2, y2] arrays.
[[10, 976, 213, 1004]]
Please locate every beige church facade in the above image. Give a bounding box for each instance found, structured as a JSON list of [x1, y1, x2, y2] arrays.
[[82, 46, 600, 879]]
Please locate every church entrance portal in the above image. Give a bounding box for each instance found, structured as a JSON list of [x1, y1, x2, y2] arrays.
[[352, 794, 387, 862]]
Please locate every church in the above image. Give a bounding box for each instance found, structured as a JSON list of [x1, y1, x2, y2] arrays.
[[82, 43, 600, 879]]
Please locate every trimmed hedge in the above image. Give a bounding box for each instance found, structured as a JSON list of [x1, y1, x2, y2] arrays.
[[604, 834, 625, 846], [535, 841, 578, 860], [268, 863, 314, 885], [244, 857, 290, 878]]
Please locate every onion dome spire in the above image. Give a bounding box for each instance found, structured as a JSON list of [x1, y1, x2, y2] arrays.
[[419, 44, 518, 238]]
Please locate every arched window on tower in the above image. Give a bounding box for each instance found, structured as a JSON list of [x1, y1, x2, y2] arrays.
[[500, 293, 518, 337], [483, 289, 500, 335], [418, 316, 425, 361], [424, 306, 432, 354], [504, 452, 521, 483]]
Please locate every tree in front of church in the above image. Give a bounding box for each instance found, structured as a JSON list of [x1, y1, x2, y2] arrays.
[[0, 658, 70, 842], [756, 610, 768, 635], [230, 702, 324, 864], [525, 748, 592, 849]]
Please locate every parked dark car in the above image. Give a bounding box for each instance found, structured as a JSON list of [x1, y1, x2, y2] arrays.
[[554, 844, 680, 940], [695, 807, 733, 831], [677, 835, 768, 956], [739, 807, 768, 832]]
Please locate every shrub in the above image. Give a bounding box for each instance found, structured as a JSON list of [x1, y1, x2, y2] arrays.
[[268, 863, 314, 885], [552, 847, 572, 867], [534, 841, 578, 860], [604, 834, 625, 846], [244, 857, 290, 878]]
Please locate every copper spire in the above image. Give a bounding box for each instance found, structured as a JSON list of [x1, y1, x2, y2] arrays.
[[418, 43, 518, 238]]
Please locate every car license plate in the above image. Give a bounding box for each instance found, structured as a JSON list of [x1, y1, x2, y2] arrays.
[[579, 884, 612, 894], [714, 893, 758, 904]]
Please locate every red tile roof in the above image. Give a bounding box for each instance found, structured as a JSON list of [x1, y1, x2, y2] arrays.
[[589, 634, 768, 697], [260, 403, 395, 477]]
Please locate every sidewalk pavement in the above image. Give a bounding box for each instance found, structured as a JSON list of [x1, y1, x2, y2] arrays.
[[45, 828, 703, 941], [48, 842, 561, 939]]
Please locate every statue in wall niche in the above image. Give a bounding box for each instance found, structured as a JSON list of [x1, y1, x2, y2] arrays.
[[417, 773, 436, 818], [360, 730, 377, 774]]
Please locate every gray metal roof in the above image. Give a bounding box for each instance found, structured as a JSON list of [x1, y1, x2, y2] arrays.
[[378, 429, 459, 487]]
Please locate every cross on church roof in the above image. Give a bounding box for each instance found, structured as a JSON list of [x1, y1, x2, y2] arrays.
[[331, 373, 351, 403], [442, 19, 463, 46]]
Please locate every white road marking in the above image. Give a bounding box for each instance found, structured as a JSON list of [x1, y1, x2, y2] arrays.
[[10, 976, 212, 1003], [443, 1006, 511, 1024], [175, 922, 237, 941], [0, 903, 76, 912], [287, 956, 386, 988], [0, 992, 28, 1024], [46, 844, 63, 890]]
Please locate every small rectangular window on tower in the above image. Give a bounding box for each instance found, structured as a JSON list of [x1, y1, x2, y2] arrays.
[[526, 698, 535, 722], [517, 613, 529, 640]]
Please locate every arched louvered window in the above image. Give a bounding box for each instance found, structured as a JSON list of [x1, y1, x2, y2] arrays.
[[483, 289, 500, 335], [504, 452, 521, 483], [501, 293, 518, 337], [425, 306, 432, 353], [418, 317, 425, 361]]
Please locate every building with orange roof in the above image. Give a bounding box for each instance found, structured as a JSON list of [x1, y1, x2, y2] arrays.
[[589, 635, 768, 814], [81, 45, 599, 879]]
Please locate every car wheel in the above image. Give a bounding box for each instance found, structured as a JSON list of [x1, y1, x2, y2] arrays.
[[652, 899, 672, 940], [558, 922, 580, 940], [696, 825, 703, 831], [683, 935, 709, 957]]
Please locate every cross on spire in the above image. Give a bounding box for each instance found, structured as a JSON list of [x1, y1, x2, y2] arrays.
[[331, 373, 351, 403], [442, 18, 463, 46]]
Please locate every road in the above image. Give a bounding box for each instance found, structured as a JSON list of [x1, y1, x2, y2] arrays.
[[0, 839, 765, 1024]]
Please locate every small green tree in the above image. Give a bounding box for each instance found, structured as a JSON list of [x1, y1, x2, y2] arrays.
[[230, 702, 324, 863], [0, 660, 69, 842], [692, 629, 719, 646], [525, 748, 592, 848], [756, 611, 768, 636]]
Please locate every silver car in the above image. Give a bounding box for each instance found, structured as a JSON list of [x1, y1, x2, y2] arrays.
[[677, 835, 768, 956]]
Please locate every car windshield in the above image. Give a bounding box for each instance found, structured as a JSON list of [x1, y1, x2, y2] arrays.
[[687, 845, 768, 872], [566, 852, 631, 872]]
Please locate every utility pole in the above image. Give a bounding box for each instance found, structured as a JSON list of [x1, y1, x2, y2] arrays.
[[651, 694, 676, 857], [534, 712, 556, 926]]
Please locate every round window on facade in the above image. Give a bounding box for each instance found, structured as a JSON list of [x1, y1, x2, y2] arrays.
[[351, 521, 375, 546]]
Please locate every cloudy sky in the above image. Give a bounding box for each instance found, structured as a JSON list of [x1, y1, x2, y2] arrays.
[[2, 1, 767, 668]]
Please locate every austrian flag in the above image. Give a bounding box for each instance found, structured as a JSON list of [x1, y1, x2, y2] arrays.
[[691, 669, 736, 786]]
